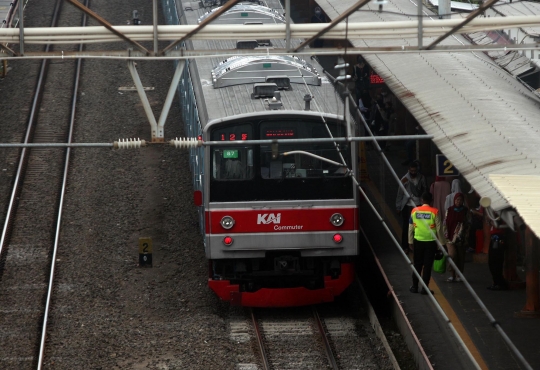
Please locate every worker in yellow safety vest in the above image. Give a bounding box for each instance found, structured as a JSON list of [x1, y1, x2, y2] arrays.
[[408, 192, 443, 295]]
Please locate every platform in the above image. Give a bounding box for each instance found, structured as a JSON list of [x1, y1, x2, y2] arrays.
[[361, 141, 540, 369]]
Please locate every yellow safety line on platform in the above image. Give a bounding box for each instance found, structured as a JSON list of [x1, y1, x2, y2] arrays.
[[363, 179, 488, 370]]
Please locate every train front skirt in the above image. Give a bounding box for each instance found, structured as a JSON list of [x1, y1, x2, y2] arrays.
[[208, 262, 355, 307]]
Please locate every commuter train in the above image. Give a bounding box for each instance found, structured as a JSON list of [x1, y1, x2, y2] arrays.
[[163, 0, 359, 306]]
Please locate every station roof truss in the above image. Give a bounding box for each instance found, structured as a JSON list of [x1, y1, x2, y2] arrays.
[[1, 2, 540, 58]]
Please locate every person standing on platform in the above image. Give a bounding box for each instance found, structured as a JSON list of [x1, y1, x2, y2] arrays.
[[353, 57, 371, 113], [487, 221, 509, 291], [444, 179, 463, 212], [402, 125, 420, 166], [409, 192, 443, 295], [467, 190, 483, 253], [430, 176, 451, 239], [444, 193, 470, 282], [310, 7, 327, 48], [379, 101, 395, 151], [396, 162, 427, 254]]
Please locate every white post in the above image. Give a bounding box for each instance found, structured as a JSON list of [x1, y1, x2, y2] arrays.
[[285, 0, 291, 51], [439, 0, 451, 19]]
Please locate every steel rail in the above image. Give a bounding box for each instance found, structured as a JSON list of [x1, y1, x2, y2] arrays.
[[312, 307, 339, 370], [0, 0, 63, 269], [249, 308, 271, 370], [37, 1, 89, 368]]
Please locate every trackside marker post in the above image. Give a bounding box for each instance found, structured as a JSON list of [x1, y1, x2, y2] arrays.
[[139, 237, 153, 267]]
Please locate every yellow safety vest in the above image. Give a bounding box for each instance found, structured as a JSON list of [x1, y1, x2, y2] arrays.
[[411, 205, 438, 241]]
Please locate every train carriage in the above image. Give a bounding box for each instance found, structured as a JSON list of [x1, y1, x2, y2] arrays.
[[163, 0, 359, 307]]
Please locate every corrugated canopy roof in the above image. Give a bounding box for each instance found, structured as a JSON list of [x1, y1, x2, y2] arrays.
[[493, 1, 540, 37], [490, 174, 540, 237], [317, 0, 540, 211]]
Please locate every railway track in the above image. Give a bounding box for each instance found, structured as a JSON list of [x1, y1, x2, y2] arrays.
[[250, 307, 334, 370], [0, 0, 86, 368], [236, 294, 393, 370], [0, 1, 409, 368]]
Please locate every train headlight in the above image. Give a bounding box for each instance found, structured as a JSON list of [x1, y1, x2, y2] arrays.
[[330, 213, 344, 227], [220, 216, 235, 230]]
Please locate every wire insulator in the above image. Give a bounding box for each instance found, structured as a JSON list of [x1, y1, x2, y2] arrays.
[[170, 137, 200, 149], [114, 138, 145, 149]]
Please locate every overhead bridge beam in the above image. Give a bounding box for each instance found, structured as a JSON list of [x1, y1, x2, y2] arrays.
[[0, 135, 435, 148], [1, 42, 540, 60], [1, 16, 539, 44]]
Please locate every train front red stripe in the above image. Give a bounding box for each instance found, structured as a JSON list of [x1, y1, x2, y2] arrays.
[[206, 208, 357, 234]]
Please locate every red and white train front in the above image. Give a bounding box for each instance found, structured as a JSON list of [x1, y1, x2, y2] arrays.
[[203, 113, 358, 307]]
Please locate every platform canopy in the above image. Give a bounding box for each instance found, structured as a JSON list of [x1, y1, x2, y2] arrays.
[[490, 174, 540, 238]]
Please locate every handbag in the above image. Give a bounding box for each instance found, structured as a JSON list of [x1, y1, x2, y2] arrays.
[[433, 255, 446, 274], [452, 222, 463, 243]]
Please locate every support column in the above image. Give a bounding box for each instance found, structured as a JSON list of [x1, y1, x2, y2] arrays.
[[504, 228, 524, 289], [128, 60, 185, 142], [482, 212, 490, 254], [156, 60, 185, 139], [127, 60, 159, 141], [19, 0, 24, 55], [517, 227, 540, 317]]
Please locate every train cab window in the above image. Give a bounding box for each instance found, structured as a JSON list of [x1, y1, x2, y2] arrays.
[[212, 148, 253, 180], [209, 119, 353, 202], [211, 124, 253, 181], [259, 121, 350, 180]]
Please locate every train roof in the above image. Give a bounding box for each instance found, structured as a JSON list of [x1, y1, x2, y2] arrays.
[[179, 0, 346, 126]]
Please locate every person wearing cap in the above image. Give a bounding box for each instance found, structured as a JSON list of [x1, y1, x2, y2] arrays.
[[408, 192, 443, 295]]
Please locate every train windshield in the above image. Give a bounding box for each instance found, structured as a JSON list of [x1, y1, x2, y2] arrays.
[[260, 121, 349, 180], [210, 119, 353, 202]]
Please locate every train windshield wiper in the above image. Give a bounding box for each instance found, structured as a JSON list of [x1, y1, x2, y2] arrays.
[[281, 150, 345, 168]]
